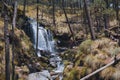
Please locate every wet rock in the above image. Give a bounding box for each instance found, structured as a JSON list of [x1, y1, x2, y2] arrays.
[[27, 70, 51, 80]]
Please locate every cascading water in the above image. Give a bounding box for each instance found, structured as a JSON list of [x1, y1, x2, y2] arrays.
[[27, 18, 64, 80], [29, 19, 55, 57]]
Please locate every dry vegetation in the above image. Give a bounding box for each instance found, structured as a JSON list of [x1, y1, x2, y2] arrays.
[[62, 38, 120, 80]]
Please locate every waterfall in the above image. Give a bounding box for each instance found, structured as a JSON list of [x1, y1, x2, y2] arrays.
[[27, 18, 64, 80], [29, 19, 56, 56]]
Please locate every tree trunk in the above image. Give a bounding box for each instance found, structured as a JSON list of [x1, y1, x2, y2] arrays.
[[96, 18, 100, 32], [12, 0, 18, 80], [62, 0, 74, 40], [52, 0, 56, 26], [104, 14, 110, 29], [23, 0, 26, 16], [115, 0, 119, 20], [104, 14, 110, 37], [78, 0, 82, 9], [3, 1, 10, 80], [104, 0, 109, 8], [83, 0, 96, 40], [35, 0, 39, 56]]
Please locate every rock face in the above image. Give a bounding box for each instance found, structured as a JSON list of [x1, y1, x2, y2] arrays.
[[27, 70, 51, 80]]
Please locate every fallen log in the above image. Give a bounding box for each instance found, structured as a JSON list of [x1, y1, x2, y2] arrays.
[[80, 55, 120, 80]]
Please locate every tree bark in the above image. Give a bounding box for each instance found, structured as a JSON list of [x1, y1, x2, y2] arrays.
[[3, 0, 10, 80], [83, 0, 96, 40], [12, 0, 18, 80]]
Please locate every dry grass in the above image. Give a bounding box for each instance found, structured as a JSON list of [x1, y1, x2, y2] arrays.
[[64, 38, 120, 80], [112, 69, 120, 80], [84, 54, 105, 70], [100, 67, 116, 80]]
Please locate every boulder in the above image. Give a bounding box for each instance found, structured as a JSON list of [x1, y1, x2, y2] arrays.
[[27, 70, 51, 80]]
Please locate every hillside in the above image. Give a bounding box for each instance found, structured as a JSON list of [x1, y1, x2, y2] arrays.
[[0, 0, 120, 80]]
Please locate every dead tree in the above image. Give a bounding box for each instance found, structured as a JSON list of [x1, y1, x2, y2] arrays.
[[3, 0, 10, 80], [12, 0, 18, 80], [83, 0, 96, 40]]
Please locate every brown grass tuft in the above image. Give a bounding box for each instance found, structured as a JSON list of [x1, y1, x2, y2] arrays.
[[100, 67, 116, 80]]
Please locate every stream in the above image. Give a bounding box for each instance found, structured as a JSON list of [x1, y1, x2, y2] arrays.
[[26, 18, 64, 80]]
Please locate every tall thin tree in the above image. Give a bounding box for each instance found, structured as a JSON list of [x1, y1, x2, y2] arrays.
[[104, 0, 110, 37], [52, 0, 56, 26], [35, 0, 39, 56], [3, 0, 10, 80], [61, 0, 74, 39], [83, 0, 96, 40], [12, 0, 18, 80], [115, 0, 119, 20]]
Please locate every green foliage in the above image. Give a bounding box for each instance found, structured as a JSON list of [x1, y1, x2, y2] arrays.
[[90, 0, 116, 19], [91, 0, 106, 9]]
